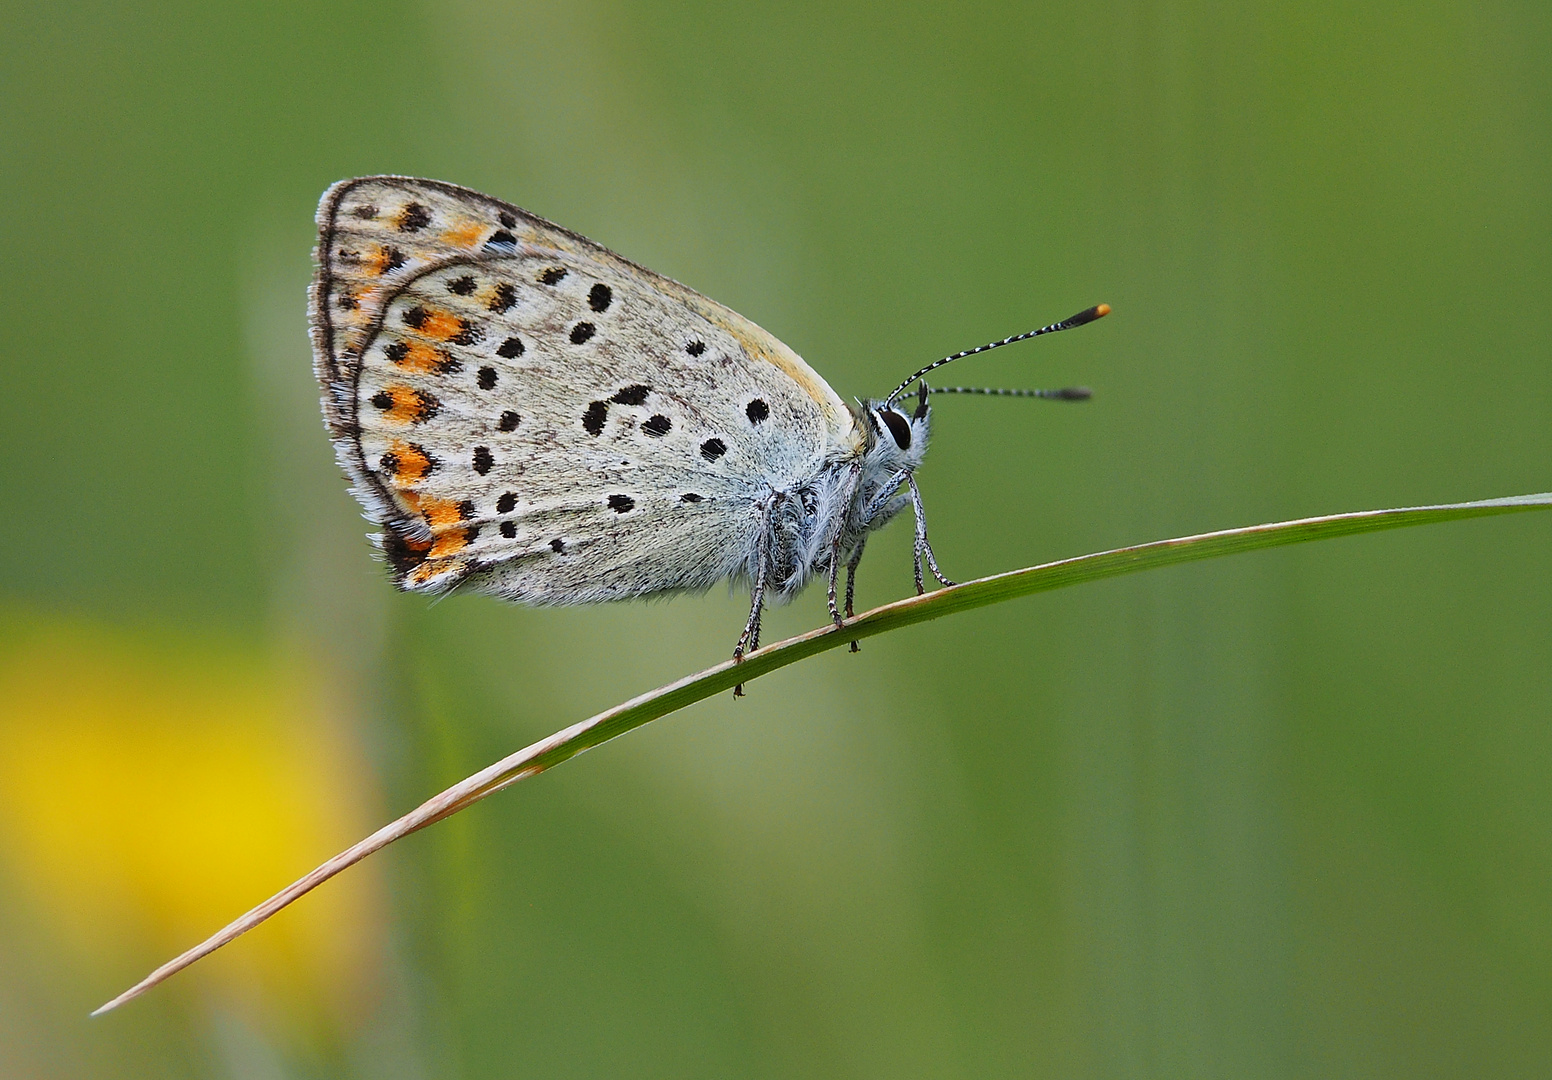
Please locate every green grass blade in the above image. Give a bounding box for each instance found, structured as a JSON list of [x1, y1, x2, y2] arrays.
[[93, 491, 1552, 1015]]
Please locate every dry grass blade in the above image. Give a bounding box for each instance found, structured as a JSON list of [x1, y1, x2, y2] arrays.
[[92, 492, 1552, 1015]]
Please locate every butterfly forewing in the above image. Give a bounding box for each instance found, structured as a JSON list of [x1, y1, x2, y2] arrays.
[[311, 177, 854, 602]]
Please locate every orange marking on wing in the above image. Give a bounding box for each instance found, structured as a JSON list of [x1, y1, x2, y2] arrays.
[[420, 496, 465, 529], [387, 440, 433, 484], [394, 342, 447, 374], [408, 557, 464, 584], [374, 385, 437, 425], [417, 308, 466, 341], [428, 531, 468, 558], [442, 220, 486, 248], [380, 386, 416, 424], [365, 245, 399, 276]]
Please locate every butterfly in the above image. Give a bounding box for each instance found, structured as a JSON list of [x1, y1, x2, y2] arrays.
[[310, 176, 1105, 672]]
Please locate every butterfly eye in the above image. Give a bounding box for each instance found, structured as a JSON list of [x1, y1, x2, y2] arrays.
[[878, 408, 912, 450]]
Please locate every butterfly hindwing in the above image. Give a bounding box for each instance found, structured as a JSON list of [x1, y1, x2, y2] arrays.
[[311, 176, 856, 602]]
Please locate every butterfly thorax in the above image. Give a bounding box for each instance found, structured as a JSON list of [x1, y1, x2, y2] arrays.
[[752, 397, 930, 603]]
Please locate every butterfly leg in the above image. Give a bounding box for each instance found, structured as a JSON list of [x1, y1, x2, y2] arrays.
[[826, 542, 844, 628], [733, 552, 767, 660], [844, 538, 867, 652], [861, 467, 912, 523], [826, 465, 863, 631], [908, 474, 956, 591], [844, 540, 866, 618], [733, 494, 778, 696], [731, 565, 765, 698]]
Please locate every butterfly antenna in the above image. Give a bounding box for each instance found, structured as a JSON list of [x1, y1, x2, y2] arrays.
[[883, 304, 1110, 407], [922, 385, 1091, 400]]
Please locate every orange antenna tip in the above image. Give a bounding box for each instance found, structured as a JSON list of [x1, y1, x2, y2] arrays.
[[1054, 304, 1110, 330]]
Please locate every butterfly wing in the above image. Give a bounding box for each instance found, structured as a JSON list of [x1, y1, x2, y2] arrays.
[[311, 176, 857, 602]]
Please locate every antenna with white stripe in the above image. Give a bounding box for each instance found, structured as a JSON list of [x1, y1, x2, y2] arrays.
[[883, 303, 1109, 408]]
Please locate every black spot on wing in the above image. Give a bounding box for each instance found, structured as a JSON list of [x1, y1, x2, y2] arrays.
[[478, 366, 498, 390], [608, 494, 635, 513], [485, 230, 517, 250], [641, 414, 672, 437], [686, 340, 705, 356], [398, 203, 432, 232], [488, 283, 517, 313], [496, 337, 524, 359], [570, 322, 595, 344], [746, 399, 769, 424], [540, 267, 567, 285], [447, 275, 476, 296], [550, 538, 565, 553], [496, 492, 517, 514], [588, 283, 612, 311], [610, 384, 650, 405], [499, 210, 517, 228], [700, 438, 727, 461], [582, 401, 608, 436], [383, 531, 429, 574], [498, 410, 520, 431], [680, 493, 703, 503], [402, 305, 428, 329], [500, 521, 516, 538], [473, 446, 494, 475]]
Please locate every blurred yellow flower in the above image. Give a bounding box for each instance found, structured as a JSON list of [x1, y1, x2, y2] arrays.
[[0, 612, 385, 1040]]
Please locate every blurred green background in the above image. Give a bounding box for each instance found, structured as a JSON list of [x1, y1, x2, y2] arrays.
[[2, 1, 1549, 1076]]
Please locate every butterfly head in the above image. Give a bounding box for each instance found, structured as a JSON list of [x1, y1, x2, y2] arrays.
[[861, 380, 932, 471]]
